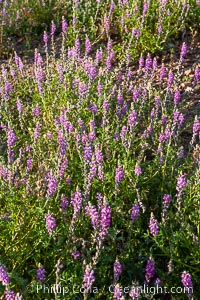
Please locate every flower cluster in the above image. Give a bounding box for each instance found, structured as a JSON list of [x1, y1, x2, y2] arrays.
[[0, 264, 10, 285], [83, 267, 95, 291], [46, 175, 58, 198], [99, 204, 112, 241], [130, 203, 140, 221], [36, 267, 46, 282], [181, 271, 193, 295], [115, 166, 124, 184], [149, 216, 159, 236], [113, 261, 123, 282], [145, 259, 155, 282], [45, 214, 56, 234]]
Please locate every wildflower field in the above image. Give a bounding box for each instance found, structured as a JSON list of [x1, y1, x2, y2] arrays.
[[0, 0, 200, 299]]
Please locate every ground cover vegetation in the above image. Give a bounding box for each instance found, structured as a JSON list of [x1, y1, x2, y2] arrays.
[[0, 0, 200, 299]]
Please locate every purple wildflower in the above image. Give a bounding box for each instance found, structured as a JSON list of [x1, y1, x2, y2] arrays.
[[7, 129, 16, 148], [155, 277, 161, 286], [46, 175, 58, 198], [129, 287, 141, 299], [132, 28, 140, 38], [149, 216, 159, 236], [145, 53, 152, 71], [160, 66, 166, 81], [176, 174, 187, 192], [0, 264, 10, 285], [115, 166, 124, 183], [180, 42, 187, 59], [95, 146, 103, 164], [46, 131, 52, 140], [173, 90, 181, 105], [82, 134, 88, 146], [32, 105, 40, 117], [4, 290, 15, 300], [104, 15, 110, 34], [130, 203, 140, 221], [132, 89, 140, 102], [4, 81, 12, 95], [192, 116, 200, 134], [118, 71, 123, 83], [59, 158, 68, 178], [7, 148, 14, 165], [85, 205, 99, 230], [84, 145, 93, 162], [177, 147, 185, 159], [17, 56, 24, 72], [10, 69, 16, 78], [85, 36, 92, 55], [134, 165, 142, 176], [36, 267, 46, 282], [45, 214, 56, 234], [161, 115, 167, 126], [60, 195, 69, 211], [153, 57, 158, 70], [0, 165, 9, 180], [164, 128, 170, 140], [181, 272, 193, 295], [16, 100, 23, 114], [34, 51, 43, 66], [100, 204, 112, 239], [71, 191, 83, 218], [57, 64, 64, 83], [120, 126, 127, 140], [57, 131, 67, 156], [71, 251, 80, 260], [127, 69, 132, 79], [26, 157, 33, 172], [128, 110, 137, 127], [43, 31, 48, 44], [88, 158, 97, 181], [66, 177, 71, 185], [97, 84, 103, 97], [83, 267, 95, 291], [103, 99, 110, 114], [143, 2, 149, 15], [122, 103, 128, 116], [163, 194, 172, 210], [145, 259, 155, 282], [106, 55, 112, 71], [117, 90, 123, 106], [113, 285, 123, 300], [51, 21, 56, 36], [88, 65, 97, 81], [114, 261, 123, 281], [155, 97, 161, 107], [139, 55, 144, 69], [150, 108, 156, 119], [194, 67, 200, 83], [167, 70, 174, 88], [14, 52, 20, 67], [72, 16, 77, 28], [35, 67, 44, 94], [109, 0, 115, 15], [158, 24, 162, 35], [75, 38, 80, 53], [173, 111, 184, 127], [87, 103, 98, 114], [62, 16, 68, 34], [95, 48, 103, 64]]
